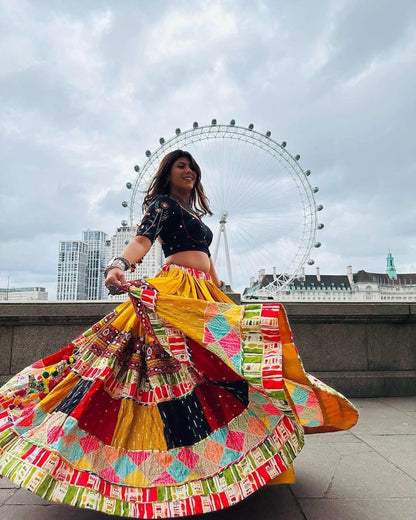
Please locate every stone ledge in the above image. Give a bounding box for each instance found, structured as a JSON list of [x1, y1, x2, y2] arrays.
[[0, 302, 117, 326], [285, 303, 415, 323], [311, 370, 416, 398], [1, 302, 415, 397], [1, 301, 415, 324]]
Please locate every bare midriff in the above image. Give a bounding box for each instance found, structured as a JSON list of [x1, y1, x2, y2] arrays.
[[165, 251, 211, 273]]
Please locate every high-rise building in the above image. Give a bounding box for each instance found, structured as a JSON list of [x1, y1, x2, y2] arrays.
[[107, 226, 164, 301], [56, 227, 164, 301], [134, 238, 164, 279], [110, 226, 135, 266], [57, 241, 88, 300], [82, 230, 109, 300]]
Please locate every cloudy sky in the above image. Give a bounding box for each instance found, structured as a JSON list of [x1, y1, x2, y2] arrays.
[[1, 0, 415, 299]]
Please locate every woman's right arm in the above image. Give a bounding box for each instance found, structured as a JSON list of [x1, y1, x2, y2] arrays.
[[105, 235, 152, 287], [106, 195, 169, 289]]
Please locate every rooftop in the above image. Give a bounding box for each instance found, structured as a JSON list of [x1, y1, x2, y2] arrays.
[[354, 270, 416, 286], [0, 287, 46, 293]]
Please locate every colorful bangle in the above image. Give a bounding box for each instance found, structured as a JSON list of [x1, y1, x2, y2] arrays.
[[130, 258, 143, 273]]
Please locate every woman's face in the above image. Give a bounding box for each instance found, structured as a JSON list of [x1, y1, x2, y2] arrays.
[[169, 157, 197, 194]]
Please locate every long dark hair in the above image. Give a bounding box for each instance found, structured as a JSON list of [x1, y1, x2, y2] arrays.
[[142, 150, 213, 216]]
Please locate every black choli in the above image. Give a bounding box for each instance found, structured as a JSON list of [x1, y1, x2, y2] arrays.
[[136, 195, 213, 257]]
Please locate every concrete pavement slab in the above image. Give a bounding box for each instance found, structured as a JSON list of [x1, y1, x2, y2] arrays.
[[0, 477, 19, 489], [5, 487, 52, 505], [0, 489, 18, 507], [298, 497, 416, 520], [323, 443, 415, 498], [356, 434, 416, 480], [349, 398, 416, 435], [305, 430, 361, 443], [1, 504, 112, 520], [378, 397, 416, 412], [292, 436, 416, 499]]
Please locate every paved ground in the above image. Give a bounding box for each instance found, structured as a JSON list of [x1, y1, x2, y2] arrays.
[[0, 397, 415, 520]]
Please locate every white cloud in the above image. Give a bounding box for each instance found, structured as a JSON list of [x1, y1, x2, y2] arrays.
[[0, 0, 415, 296], [144, 2, 238, 64]]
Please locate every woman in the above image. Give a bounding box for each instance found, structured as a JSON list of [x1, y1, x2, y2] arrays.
[[0, 150, 358, 518], [105, 150, 225, 297]]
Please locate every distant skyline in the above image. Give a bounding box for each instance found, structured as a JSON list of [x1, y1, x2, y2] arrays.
[[1, 0, 415, 299]]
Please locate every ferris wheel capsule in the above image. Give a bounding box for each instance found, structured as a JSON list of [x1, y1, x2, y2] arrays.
[[159, 137, 165, 144], [122, 201, 128, 208], [307, 259, 315, 265], [193, 121, 198, 128], [314, 242, 321, 248], [266, 131, 271, 137], [126, 182, 132, 189], [211, 119, 217, 125], [281, 141, 287, 147], [295, 154, 300, 161], [230, 119, 235, 126], [248, 124, 254, 130], [175, 128, 181, 134], [134, 165, 140, 172], [318, 223, 324, 229], [305, 169, 311, 176], [145, 150, 151, 157], [121, 220, 128, 227], [317, 204, 324, 211], [313, 187, 319, 193]]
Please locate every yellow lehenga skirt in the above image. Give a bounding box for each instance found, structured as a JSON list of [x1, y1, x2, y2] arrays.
[[0, 264, 358, 518]]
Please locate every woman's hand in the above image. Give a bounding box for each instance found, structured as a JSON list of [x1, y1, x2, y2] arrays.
[[104, 235, 152, 294], [105, 267, 127, 294]]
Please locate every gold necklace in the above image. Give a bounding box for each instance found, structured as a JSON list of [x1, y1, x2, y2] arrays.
[[169, 194, 200, 218]]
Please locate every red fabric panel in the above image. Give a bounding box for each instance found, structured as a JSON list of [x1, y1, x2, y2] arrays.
[[32, 345, 74, 368], [187, 338, 243, 382], [195, 382, 246, 430], [75, 380, 121, 445]]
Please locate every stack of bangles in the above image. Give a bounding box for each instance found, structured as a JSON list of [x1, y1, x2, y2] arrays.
[[104, 256, 142, 295]]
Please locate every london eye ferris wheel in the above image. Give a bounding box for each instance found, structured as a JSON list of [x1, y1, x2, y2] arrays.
[[121, 120, 324, 298]]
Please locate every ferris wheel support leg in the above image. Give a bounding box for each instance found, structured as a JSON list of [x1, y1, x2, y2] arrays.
[[213, 227, 222, 263], [223, 227, 233, 288]]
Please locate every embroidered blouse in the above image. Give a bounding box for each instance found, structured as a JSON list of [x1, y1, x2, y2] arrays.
[[136, 195, 213, 257]]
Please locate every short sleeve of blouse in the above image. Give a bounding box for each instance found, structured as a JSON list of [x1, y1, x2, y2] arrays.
[[136, 195, 170, 243]]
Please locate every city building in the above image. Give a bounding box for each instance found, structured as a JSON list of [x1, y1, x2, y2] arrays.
[[82, 230, 109, 300], [56, 240, 88, 300], [243, 253, 416, 302], [244, 267, 352, 302], [56, 226, 164, 301], [107, 225, 164, 301], [0, 287, 48, 301], [352, 269, 416, 302]]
